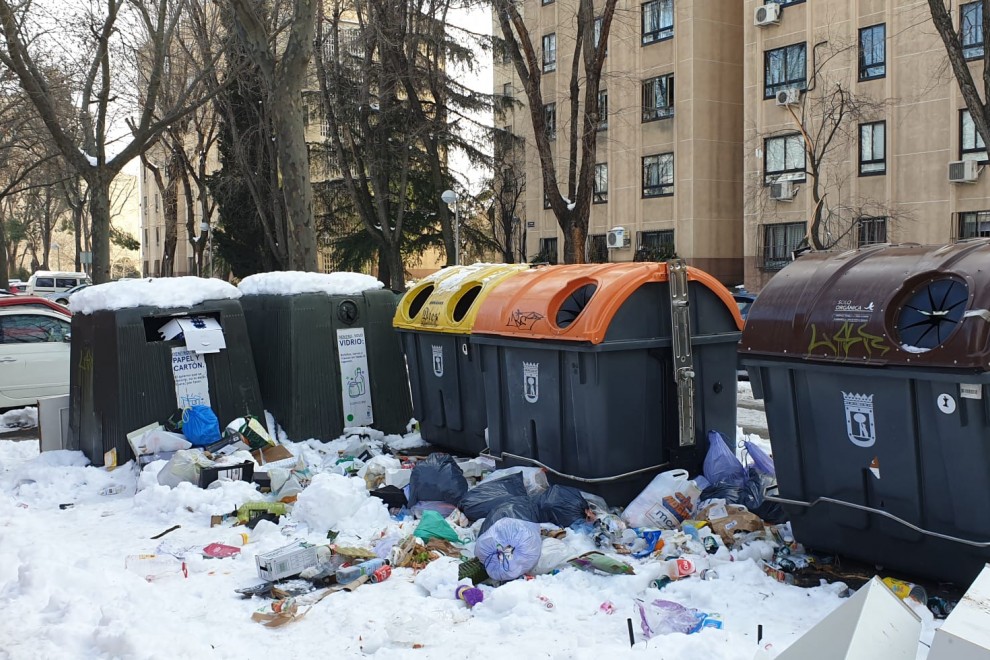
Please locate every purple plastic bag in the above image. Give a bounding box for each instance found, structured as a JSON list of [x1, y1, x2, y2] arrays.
[[703, 430, 746, 488], [744, 440, 776, 478], [635, 599, 706, 638]]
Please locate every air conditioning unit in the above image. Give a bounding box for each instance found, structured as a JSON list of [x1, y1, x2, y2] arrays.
[[754, 3, 781, 27], [948, 159, 980, 183], [606, 227, 630, 248], [775, 88, 801, 106], [769, 181, 796, 201]]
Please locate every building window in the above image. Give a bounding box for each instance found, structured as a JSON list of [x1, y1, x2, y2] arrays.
[[597, 90, 608, 131], [643, 153, 674, 197], [642, 0, 673, 45], [154, 194, 159, 212], [636, 230, 675, 261], [642, 74, 674, 121], [544, 188, 553, 209], [594, 163, 608, 203], [962, 1, 984, 60], [764, 133, 806, 184], [543, 33, 557, 73], [321, 116, 331, 138], [143, 229, 148, 248], [502, 82, 512, 97], [155, 227, 160, 245], [859, 24, 885, 81], [764, 43, 807, 99], [594, 16, 606, 55], [544, 103, 556, 141], [538, 237, 558, 264], [761, 222, 806, 271], [858, 217, 888, 246], [542, 0, 554, 5], [588, 235, 608, 263], [859, 121, 886, 175], [959, 210, 990, 238], [961, 110, 988, 162]]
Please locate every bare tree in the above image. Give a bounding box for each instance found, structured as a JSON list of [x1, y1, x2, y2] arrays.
[[0, 0, 224, 283], [928, 0, 990, 155], [484, 127, 527, 263], [494, 0, 616, 263], [749, 38, 904, 253], [224, 0, 318, 272]]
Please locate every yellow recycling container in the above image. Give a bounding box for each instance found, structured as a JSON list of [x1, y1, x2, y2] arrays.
[[394, 264, 529, 454]]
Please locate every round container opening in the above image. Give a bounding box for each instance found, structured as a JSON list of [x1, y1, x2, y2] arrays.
[[452, 285, 482, 323], [555, 283, 598, 328], [407, 285, 435, 319], [893, 277, 968, 352]]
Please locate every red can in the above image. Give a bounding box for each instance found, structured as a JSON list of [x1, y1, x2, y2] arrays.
[[370, 565, 392, 583]]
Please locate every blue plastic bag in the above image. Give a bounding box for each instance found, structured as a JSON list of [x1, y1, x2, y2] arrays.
[[703, 430, 746, 488], [475, 517, 543, 581], [182, 405, 220, 446]]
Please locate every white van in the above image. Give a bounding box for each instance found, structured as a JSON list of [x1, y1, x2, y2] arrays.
[[26, 271, 92, 295]]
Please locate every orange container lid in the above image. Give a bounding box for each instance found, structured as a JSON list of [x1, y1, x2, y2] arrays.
[[471, 262, 741, 344]]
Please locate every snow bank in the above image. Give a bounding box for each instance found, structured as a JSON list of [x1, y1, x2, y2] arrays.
[[0, 407, 37, 432], [238, 271, 383, 297], [70, 277, 241, 314]]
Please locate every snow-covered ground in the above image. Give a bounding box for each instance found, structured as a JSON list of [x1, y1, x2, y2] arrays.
[[0, 388, 935, 660]]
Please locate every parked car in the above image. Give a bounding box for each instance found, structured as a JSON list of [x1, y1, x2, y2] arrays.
[[46, 283, 90, 306], [26, 270, 91, 296], [8, 282, 27, 294], [734, 289, 758, 322], [0, 296, 71, 409]]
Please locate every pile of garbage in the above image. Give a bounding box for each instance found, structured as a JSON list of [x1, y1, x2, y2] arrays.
[[120, 421, 955, 637]]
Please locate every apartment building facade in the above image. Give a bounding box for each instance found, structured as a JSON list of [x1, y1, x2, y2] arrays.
[[744, 0, 990, 289], [495, 0, 746, 285]]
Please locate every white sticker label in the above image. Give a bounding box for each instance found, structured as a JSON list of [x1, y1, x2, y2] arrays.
[[961, 384, 983, 400], [171, 347, 211, 408], [937, 393, 956, 415], [337, 328, 373, 426]]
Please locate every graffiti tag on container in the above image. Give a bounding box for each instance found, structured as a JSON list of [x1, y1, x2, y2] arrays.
[[420, 307, 440, 326], [808, 322, 890, 359], [507, 310, 545, 330]]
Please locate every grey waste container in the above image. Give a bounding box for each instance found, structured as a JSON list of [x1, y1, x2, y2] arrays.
[[69, 294, 264, 466], [741, 240, 990, 584], [471, 261, 743, 505], [240, 287, 412, 441]]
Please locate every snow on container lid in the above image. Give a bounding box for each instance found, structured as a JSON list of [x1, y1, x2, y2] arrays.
[[393, 263, 529, 334], [739, 240, 990, 370], [238, 271, 383, 297], [69, 276, 241, 315], [471, 262, 741, 344]]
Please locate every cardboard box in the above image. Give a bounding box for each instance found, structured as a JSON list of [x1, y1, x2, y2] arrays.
[[700, 503, 764, 546], [251, 444, 294, 467], [256, 541, 320, 581], [159, 316, 226, 354]]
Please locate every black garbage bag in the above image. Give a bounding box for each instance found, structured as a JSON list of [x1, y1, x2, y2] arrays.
[[407, 453, 469, 506], [536, 485, 589, 528], [700, 467, 788, 524], [479, 496, 542, 534], [459, 473, 528, 522]]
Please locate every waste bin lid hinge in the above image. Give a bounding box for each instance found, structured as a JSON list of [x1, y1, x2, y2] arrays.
[[667, 258, 696, 447]]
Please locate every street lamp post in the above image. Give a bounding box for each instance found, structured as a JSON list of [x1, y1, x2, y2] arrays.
[[52, 242, 61, 270], [441, 189, 459, 266], [200, 220, 211, 277]]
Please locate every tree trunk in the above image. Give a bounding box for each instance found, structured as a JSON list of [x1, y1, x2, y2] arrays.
[[88, 174, 112, 284], [384, 240, 404, 291], [563, 216, 587, 264], [0, 211, 8, 289], [272, 85, 317, 271]]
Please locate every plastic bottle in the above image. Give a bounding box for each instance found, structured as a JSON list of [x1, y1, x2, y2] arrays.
[[125, 554, 188, 581], [335, 558, 388, 585]]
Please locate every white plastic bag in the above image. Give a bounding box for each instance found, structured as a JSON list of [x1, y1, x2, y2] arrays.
[[621, 469, 701, 529], [157, 449, 213, 488], [482, 466, 549, 495]]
